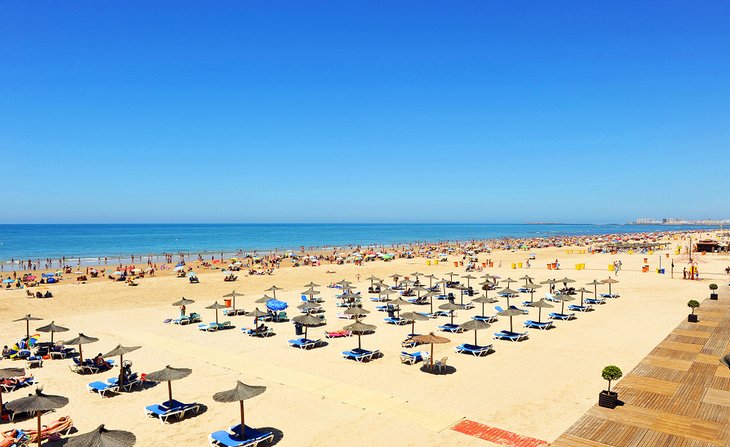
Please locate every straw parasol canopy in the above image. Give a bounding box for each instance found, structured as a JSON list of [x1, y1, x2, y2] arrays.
[[103, 344, 142, 387], [343, 306, 370, 318], [399, 311, 430, 335], [343, 319, 376, 350], [444, 272, 459, 282], [222, 291, 244, 311], [530, 299, 554, 323], [421, 290, 439, 314], [297, 301, 321, 313], [6, 388, 69, 447], [602, 277, 619, 295], [586, 279, 603, 298], [265, 285, 282, 299], [14, 314, 43, 340], [461, 274, 476, 288], [387, 297, 411, 318], [540, 279, 558, 287], [560, 277, 575, 285], [423, 274, 438, 288], [245, 308, 269, 326], [292, 314, 324, 340], [438, 302, 462, 325], [472, 295, 499, 316], [496, 307, 524, 332], [0, 367, 25, 418], [213, 380, 266, 432], [303, 282, 321, 289], [498, 287, 519, 307], [459, 319, 491, 345], [412, 332, 450, 370], [172, 297, 195, 306], [519, 275, 535, 285], [65, 424, 136, 447], [206, 301, 230, 324], [146, 365, 192, 408], [255, 294, 275, 304], [63, 333, 99, 362], [502, 277, 517, 286], [35, 321, 69, 344], [301, 288, 320, 297]]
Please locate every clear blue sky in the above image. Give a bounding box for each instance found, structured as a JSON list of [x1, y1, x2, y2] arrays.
[[1, 1, 728, 224]]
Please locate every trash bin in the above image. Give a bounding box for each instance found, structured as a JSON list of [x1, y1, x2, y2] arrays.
[[387, 309, 395, 318], [224, 299, 232, 307], [294, 322, 303, 335]]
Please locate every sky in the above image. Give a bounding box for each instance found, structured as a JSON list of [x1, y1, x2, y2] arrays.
[[0, 1, 728, 224]]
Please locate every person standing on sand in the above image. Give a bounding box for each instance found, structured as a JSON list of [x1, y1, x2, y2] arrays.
[[180, 304, 186, 317]]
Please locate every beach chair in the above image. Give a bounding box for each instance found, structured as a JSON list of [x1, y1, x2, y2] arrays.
[[0, 376, 35, 393], [324, 330, 351, 339], [198, 323, 218, 332], [17, 416, 74, 445], [107, 373, 146, 392], [342, 348, 380, 362], [544, 293, 561, 303], [144, 399, 200, 424], [25, 356, 43, 369], [600, 293, 620, 299], [584, 297, 606, 305], [473, 314, 498, 323], [87, 380, 119, 398], [493, 330, 529, 342], [548, 312, 576, 321], [434, 357, 448, 372], [49, 347, 75, 360], [242, 327, 274, 338], [524, 320, 553, 330], [209, 425, 275, 447], [288, 338, 320, 349], [438, 323, 464, 333], [400, 351, 429, 365], [172, 316, 191, 325], [455, 343, 493, 357], [567, 304, 593, 312], [384, 317, 411, 325], [462, 302, 475, 310]]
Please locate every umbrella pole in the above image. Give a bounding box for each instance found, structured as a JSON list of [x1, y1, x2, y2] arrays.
[[474, 329, 477, 345], [430, 343, 434, 370], [411, 321, 415, 335], [216, 309, 219, 325], [304, 326, 308, 340], [509, 315, 513, 332], [358, 334, 361, 350], [168, 381, 173, 407], [450, 311, 454, 325], [430, 298, 433, 314], [0, 389, 3, 419], [119, 354, 125, 387], [240, 399, 245, 431], [36, 412, 42, 447], [79, 344, 84, 362], [51, 331, 54, 344]]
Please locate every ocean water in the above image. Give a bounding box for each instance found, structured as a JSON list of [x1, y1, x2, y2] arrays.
[[0, 223, 715, 264]]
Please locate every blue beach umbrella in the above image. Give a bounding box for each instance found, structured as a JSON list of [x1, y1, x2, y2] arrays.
[[2, 279, 14, 284], [266, 300, 288, 311]]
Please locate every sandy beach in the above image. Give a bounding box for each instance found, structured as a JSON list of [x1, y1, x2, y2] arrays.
[[1, 233, 729, 446]]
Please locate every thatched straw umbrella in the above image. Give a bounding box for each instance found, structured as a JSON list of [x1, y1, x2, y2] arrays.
[[65, 424, 136, 447], [103, 344, 141, 388], [145, 365, 192, 408], [602, 277, 619, 296], [496, 307, 524, 332], [458, 319, 491, 345], [411, 333, 450, 370], [292, 314, 324, 340], [13, 315, 43, 341], [222, 291, 244, 312], [265, 285, 282, 300], [206, 301, 230, 325], [63, 333, 99, 362], [472, 295, 499, 317], [0, 367, 25, 419], [531, 299, 554, 323], [35, 321, 69, 344], [212, 381, 266, 434], [5, 388, 69, 447], [399, 311, 430, 336], [438, 302, 462, 325], [343, 319, 376, 350]]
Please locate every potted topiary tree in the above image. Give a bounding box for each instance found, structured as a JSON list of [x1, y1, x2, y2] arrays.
[[599, 365, 622, 409], [709, 284, 718, 300], [687, 300, 700, 322]]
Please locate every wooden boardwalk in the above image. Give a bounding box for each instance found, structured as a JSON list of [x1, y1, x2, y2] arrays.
[[552, 289, 730, 447]]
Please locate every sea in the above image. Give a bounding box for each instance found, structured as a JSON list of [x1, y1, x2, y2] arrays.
[[0, 223, 717, 266]]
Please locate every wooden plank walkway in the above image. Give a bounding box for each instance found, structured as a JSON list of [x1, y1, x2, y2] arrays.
[[552, 288, 730, 447]]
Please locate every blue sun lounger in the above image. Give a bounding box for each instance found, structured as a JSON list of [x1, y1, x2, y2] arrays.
[[493, 330, 528, 342], [342, 348, 380, 362], [548, 312, 576, 321], [384, 317, 411, 325], [509, 305, 529, 314], [288, 338, 320, 349], [524, 320, 553, 330], [144, 399, 200, 424], [568, 304, 593, 312], [544, 293, 561, 303], [584, 297, 606, 305], [455, 343, 493, 356], [209, 425, 274, 447], [87, 380, 119, 397], [473, 314, 498, 323], [438, 323, 464, 333], [600, 293, 619, 299]]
